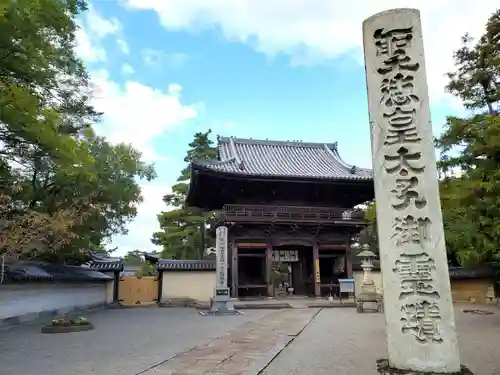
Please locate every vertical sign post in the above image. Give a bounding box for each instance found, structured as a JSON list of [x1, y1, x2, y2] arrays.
[[363, 8, 470, 375], [210, 226, 235, 314]]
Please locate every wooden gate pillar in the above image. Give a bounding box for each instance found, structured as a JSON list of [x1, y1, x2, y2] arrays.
[[345, 234, 353, 278], [266, 243, 273, 298], [313, 242, 321, 297], [231, 241, 238, 298]]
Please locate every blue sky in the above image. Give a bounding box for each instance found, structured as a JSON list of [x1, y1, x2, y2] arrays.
[[76, 1, 498, 256]]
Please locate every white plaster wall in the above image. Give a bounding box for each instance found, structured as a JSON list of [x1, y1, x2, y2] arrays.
[[102, 272, 116, 304], [353, 270, 383, 298], [0, 282, 109, 320], [161, 271, 216, 302]]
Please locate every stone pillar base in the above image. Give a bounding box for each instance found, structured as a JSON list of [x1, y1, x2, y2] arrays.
[[200, 291, 242, 316], [376, 359, 474, 375], [356, 292, 383, 313]]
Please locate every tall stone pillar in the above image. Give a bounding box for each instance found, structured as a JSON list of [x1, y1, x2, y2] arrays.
[[362, 8, 470, 374], [204, 226, 239, 315]]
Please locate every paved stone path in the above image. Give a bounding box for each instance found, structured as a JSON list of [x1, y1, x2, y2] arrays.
[[262, 305, 500, 375], [141, 309, 319, 374]]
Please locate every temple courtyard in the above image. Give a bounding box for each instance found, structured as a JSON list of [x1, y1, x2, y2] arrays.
[[0, 305, 498, 375]]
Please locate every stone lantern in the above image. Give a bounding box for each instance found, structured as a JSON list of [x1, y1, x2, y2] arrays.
[[358, 244, 377, 293], [356, 244, 383, 313]]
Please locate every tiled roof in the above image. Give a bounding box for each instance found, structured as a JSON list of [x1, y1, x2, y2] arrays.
[[143, 252, 161, 263], [82, 260, 123, 272], [4, 262, 113, 282], [157, 260, 216, 271], [193, 137, 373, 181], [448, 266, 495, 280], [351, 262, 496, 280]]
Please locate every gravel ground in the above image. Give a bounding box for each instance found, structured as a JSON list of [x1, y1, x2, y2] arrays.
[[262, 304, 500, 375], [1, 304, 498, 375], [0, 307, 271, 375]]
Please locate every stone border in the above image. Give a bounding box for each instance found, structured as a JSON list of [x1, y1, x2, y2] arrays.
[[376, 359, 474, 375], [41, 323, 94, 334]]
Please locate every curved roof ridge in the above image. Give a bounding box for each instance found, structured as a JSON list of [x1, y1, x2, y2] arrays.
[[218, 136, 337, 150], [229, 137, 245, 170], [195, 157, 236, 166], [323, 143, 359, 174]]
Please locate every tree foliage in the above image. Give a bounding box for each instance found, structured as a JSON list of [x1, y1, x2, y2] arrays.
[[152, 130, 217, 260], [364, 10, 500, 266], [0, 0, 155, 264], [435, 9, 500, 265], [357, 202, 379, 255]]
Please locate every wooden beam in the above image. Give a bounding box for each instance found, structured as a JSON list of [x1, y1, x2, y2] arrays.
[[237, 242, 266, 248], [318, 244, 347, 249]]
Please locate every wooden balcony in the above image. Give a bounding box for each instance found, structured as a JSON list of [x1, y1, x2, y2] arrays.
[[222, 204, 366, 224]]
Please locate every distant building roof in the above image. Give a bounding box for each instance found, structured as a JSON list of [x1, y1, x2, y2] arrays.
[[4, 262, 113, 282], [192, 137, 373, 181], [143, 252, 161, 263], [157, 260, 216, 271], [82, 250, 124, 272], [83, 260, 123, 272]]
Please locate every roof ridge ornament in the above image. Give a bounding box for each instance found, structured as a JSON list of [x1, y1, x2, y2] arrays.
[[229, 137, 245, 170], [323, 143, 358, 174]]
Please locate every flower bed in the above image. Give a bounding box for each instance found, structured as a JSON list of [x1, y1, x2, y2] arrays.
[[41, 316, 94, 334]]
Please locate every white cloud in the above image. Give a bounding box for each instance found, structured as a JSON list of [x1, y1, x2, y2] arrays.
[[123, 0, 498, 105], [74, 9, 202, 255], [110, 183, 173, 256], [90, 69, 199, 162], [87, 6, 122, 37], [122, 63, 135, 74], [117, 39, 130, 54], [88, 68, 198, 252], [141, 49, 190, 69], [75, 5, 122, 63]]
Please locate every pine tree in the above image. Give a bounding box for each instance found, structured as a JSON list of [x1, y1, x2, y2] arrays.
[[152, 130, 217, 259], [436, 9, 500, 265]]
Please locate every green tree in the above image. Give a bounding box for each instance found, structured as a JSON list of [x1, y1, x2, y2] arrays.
[[0, 0, 156, 264], [123, 250, 144, 266], [152, 130, 217, 259], [436, 9, 500, 265], [357, 202, 379, 255], [31, 132, 156, 264], [0, 0, 98, 261]]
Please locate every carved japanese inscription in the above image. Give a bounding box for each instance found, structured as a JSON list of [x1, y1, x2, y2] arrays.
[[401, 300, 443, 343], [374, 25, 442, 344], [390, 177, 427, 210], [391, 215, 431, 246], [364, 9, 461, 372], [393, 252, 439, 299]]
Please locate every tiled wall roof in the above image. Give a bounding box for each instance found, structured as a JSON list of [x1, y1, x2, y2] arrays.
[[157, 260, 216, 271], [4, 262, 113, 282]]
